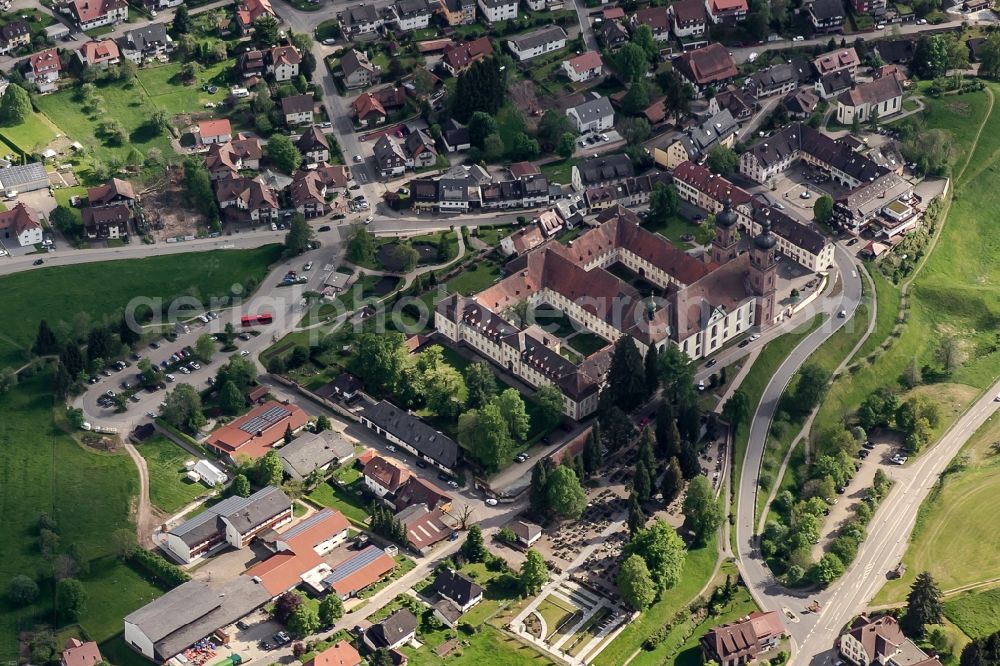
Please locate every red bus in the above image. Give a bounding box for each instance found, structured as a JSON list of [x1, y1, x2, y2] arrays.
[[241, 313, 273, 326]]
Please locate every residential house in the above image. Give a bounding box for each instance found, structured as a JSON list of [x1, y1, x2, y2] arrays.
[[432, 569, 483, 612], [198, 118, 233, 145], [509, 520, 541, 547], [562, 51, 603, 82], [70, 0, 128, 31], [278, 429, 355, 480], [398, 503, 451, 553], [88, 178, 137, 208], [745, 61, 803, 98], [710, 88, 755, 121], [0, 202, 43, 247], [341, 48, 379, 89], [364, 610, 418, 651], [816, 70, 853, 99], [405, 129, 438, 168], [631, 7, 671, 42], [77, 39, 120, 69], [363, 455, 412, 497], [289, 170, 328, 218], [585, 172, 669, 211], [315, 163, 351, 191], [654, 108, 738, 169], [359, 400, 460, 473], [601, 20, 629, 51], [441, 118, 470, 152], [352, 91, 387, 126], [874, 39, 915, 64], [671, 0, 708, 40], [117, 24, 172, 64], [813, 47, 860, 77], [673, 43, 738, 91], [839, 615, 942, 666], [266, 45, 301, 82], [161, 486, 292, 563], [281, 94, 315, 125], [835, 74, 903, 124], [303, 642, 361, 666], [441, 36, 492, 76], [321, 545, 397, 599], [705, 0, 747, 23], [373, 135, 408, 178], [571, 153, 634, 191], [807, 0, 845, 33], [394, 476, 452, 512], [82, 204, 130, 240], [438, 177, 478, 210], [297, 126, 330, 164], [701, 611, 785, 666], [236, 0, 277, 34], [507, 26, 567, 61], [391, 0, 433, 30], [849, 0, 886, 15], [340, 4, 384, 36], [566, 95, 614, 133], [783, 87, 819, 118], [61, 639, 102, 666], [204, 135, 263, 180], [238, 49, 266, 79], [0, 20, 30, 55], [214, 176, 280, 225], [478, 0, 518, 22], [438, 0, 477, 25], [23, 48, 61, 92], [206, 400, 308, 459], [500, 224, 545, 256]]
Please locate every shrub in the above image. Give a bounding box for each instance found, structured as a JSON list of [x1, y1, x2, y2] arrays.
[[126, 547, 191, 588]]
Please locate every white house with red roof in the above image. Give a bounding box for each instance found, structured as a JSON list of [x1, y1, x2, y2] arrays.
[[704, 0, 747, 22], [23, 48, 61, 92], [197, 118, 233, 145], [60, 639, 103, 666], [236, 0, 277, 33], [77, 39, 120, 68], [69, 0, 128, 30], [562, 51, 603, 82], [266, 45, 301, 82], [0, 202, 43, 247]]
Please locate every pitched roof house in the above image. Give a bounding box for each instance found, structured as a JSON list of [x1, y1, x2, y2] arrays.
[[60, 639, 103, 666], [70, 0, 128, 30], [303, 642, 361, 666], [0, 202, 43, 247], [88, 177, 137, 207], [206, 400, 309, 460], [701, 611, 785, 666], [674, 43, 738, 88], [441, 36, 493, 76], [77, 39, 120, 68], [432, 569, 483, 612], [364, 609, 418, 650], [296, 125, 331, 163], [360, 400, 460, 472]]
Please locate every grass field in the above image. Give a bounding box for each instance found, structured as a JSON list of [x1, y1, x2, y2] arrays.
[[402, 624, 553, 666], [944, 587, 1000, 640], [591, 535, 718, 666], [136, 435, 215, 513], [0, 375, 158, 661], [306, 479, 370, 525], [0, 110, 61, 154], [0, 245, 281, 370]]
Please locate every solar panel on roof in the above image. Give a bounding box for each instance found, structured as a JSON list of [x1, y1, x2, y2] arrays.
[[280, 509, 332, 540], [322, 546, 386, 585], [239, 405, 290, 434]]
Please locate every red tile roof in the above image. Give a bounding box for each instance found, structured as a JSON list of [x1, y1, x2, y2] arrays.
[[72, 0, 125, 24], [208, 400, 309, 459], [61, 639, 102, 666], [564, 50, 603, 75], [675, 43, 738, 85], [305, 642, 361, 666], [0, 203, 41, 236], [352, 92, 387, 121], [363, 455, 411, 493], [80, 39, 119, 64], [198, 118, 233, 140], [443, 36, 493, 72]]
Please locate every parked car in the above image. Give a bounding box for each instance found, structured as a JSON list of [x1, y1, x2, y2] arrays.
[[705, 358, 717, 368], [485, 498, 498, 506]]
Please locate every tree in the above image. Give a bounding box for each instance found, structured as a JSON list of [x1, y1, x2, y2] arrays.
[[722, 389, 750, 436], [318, 595, 343, 626], [529, 459, 550, 516], [253, 13, 280, 48], [612, 43, 649, 83], [533, 384, 564, 432], [520, 549, 549, 595], [979, 32, 1000, 80], [56, 578, 87, 622], [813, 195, 834, 224], [464, 362, 497, 409], [601, 406, 635, 453], [625, 519, 685, 591], [661, 457, 683, 504], [183, 159, 218, 220], [7, 575, 39, 607], [546, 465, 587, 520], [172, 3, 190, 33], [912, 35, 950, 79], [683, 476, 722, 544], [627, 492, 645, 535], [372, 649, 394, 666], [232, 473, 251, 498], [707, 145, 739, 175], [620, 80, 651, 116], [617, 554, 656, 610], [216, 380, 244, 416], [162, 383, 205, 432], [458, 402, 515, 472], [216, 355, 257, 392], [347, 226, 376, 264], [494, 388, 530, 440], [352, 332, 408, 396], [257, 450, 285, 487], [483, 133, 505, 161], [452, 57, 509, 122], [0, 84, 31, 125], [903, 571, 943, 637], [510, 132, 540, 160], [632, 24, 658, 63], [557, 132, 576, 160], [961, 629, 1000, 666], [468, 111, 499, 149], [61, 341, 85, 377], [462, 524, 487, 562], [266, 134, 302, 173], [33, 320, 59, 356], [315, 415, 332, 433], [273, 591, 305, 624], [659, 70, 692, 121], [658, 344, 696, 406], [195, 334, 216, 363], [642, 346, 660, 398], [50, 206, 80, 237], [582, 425, 603, 476], [810, 553, 845, 585], [604, 337, 646, 412], [284, 214, 314, 256], [633, 459, 652, 502], [287, 601, 321, 637], [537, 109, 575, 147], [786, 364, 829, 416]]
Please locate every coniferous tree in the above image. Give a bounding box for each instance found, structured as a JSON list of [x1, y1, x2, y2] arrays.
[[603, 337, 646, 412], [644, 346, 660, 398], [633, 460, 651, 502], [60, 342, 85, 378], [529, 460, 550, 517], [679, 439, 701, 480], [661, 457, 683, 504], [638, 427, 656, 471], [582, 424, 603, 476], [655, 403, 680, 459], [33, 320, 59, 355], [627, 492, 646, 535], [903, 571, 943, 637]]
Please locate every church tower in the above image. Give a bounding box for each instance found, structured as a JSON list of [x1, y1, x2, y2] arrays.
[[711, 196, 738, 265], [750, 209, 777, 327]]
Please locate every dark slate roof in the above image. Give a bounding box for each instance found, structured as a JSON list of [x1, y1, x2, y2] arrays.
[[808, 0, 845, 20], [433, 569, 483, 607], [361, 400, 459, 468], [575, 153, 634, 185], [167, 486, 290, 546], [509, 26, 567, 52], [874, 38, 916, 64], [366, 609, 418, 648], [123, 22, 169, 51]]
